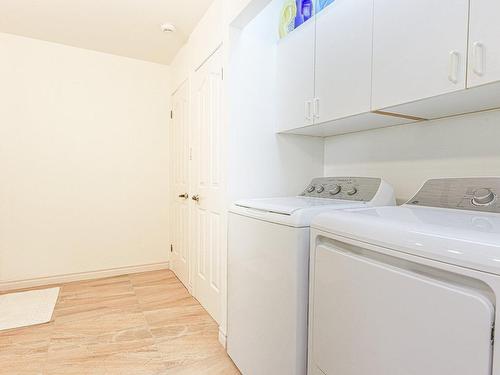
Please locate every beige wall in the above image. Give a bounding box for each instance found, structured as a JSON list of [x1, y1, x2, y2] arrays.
[[0, 33, 171, 284], [324, 109, 500, 203]]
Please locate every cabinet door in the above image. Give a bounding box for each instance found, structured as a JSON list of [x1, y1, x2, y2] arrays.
[[468, 0, 500, 88], [372, 0, 469, 110], [276, 18, 315, 132], [315, 0, 373, 122]]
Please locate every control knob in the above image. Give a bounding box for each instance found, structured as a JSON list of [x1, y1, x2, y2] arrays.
[[306, 185, 315, 193], [329, 185, 341, 196], [472, 188, 496, 206], [347, 187, 358, 196], [316, 185, 325, 193]]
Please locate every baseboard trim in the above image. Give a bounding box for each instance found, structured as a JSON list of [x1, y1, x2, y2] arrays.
[[0, 262, 170, 292], [218, 327, 227, 348]]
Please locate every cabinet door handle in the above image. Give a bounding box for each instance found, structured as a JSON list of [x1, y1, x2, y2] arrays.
[[192, 195, 200, 202], [314, 98, 320, 119], [448, 51, 460, 84], [473, 41, 485, 76], [305, 100, 312, 121], [178, 193, 189, 199]]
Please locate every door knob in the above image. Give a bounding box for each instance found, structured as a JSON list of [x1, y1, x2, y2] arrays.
[[192, 195, 200, 202], [178, 193, 189, 199]]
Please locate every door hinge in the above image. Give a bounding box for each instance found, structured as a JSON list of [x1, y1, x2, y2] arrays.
[[170, 244, 173, 253]]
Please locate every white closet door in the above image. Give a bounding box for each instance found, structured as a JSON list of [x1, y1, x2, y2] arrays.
[[311, 244, 494, 375], [191, 48, 225, 323], [372, 0, 469, 110], [170, 81, 190, 289], [468, 0, 500, 88], [314, 0, 373, 122], [276, 18, 315, 132]]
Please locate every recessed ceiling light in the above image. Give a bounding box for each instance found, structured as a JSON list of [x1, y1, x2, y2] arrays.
[[160, 23, 177, 33]]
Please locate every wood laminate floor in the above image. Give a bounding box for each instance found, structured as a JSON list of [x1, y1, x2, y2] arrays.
[[0, 270, 240, 375]]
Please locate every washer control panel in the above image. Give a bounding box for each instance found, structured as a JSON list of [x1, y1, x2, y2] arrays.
[[407, 178, 500, 213], [301, 177, 382, 202]]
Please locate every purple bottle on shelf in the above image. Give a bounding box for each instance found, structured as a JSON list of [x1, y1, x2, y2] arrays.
[[294, 0, 314, 28]]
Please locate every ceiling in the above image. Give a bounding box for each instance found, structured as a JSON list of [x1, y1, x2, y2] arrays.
[[0, 0, 215, 65]]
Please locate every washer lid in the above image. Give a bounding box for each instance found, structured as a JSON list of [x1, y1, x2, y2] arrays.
[[231, 197, 368, 228], [312, 205, 500, 275], [234, 196, 352, 215]]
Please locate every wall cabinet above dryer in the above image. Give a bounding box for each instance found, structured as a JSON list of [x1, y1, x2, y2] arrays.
[[371, 0, 469, 111], [372, 0, 500, 120], [468, 0, 500, 88]]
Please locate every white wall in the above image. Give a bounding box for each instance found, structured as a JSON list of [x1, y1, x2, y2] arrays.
[[227, 0, 254, 23], [170, 0, 225, 91], [0, 33, 171, 284], [227, 0, 273, 28], [324, 109, 500, 203], [227, 0, 324, 201]]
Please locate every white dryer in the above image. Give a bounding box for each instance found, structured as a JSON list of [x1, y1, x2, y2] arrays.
[[308, 177, 500, 375], [227, 177, 395, 375]]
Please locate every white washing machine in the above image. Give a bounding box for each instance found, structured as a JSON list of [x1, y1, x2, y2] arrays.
[[227, 177, 395, 375], [308, 177, 500, 375]]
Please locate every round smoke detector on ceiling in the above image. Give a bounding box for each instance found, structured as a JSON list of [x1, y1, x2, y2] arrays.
[[160, 23, 177, 33]]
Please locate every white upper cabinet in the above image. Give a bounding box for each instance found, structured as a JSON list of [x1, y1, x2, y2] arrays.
[[276, 0, 500, 136], [468, 0, 500, 88], [314, 0, 373, 122], [276, 18, 315, 132], [371, 0, 469, 110]]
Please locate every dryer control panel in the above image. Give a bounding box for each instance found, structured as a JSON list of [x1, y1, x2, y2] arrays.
[[301, 177, 382, 202], [407, 177, 500, 213]]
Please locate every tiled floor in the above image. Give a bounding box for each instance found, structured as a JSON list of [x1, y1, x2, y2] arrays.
[[0, 270, 240, 375]]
